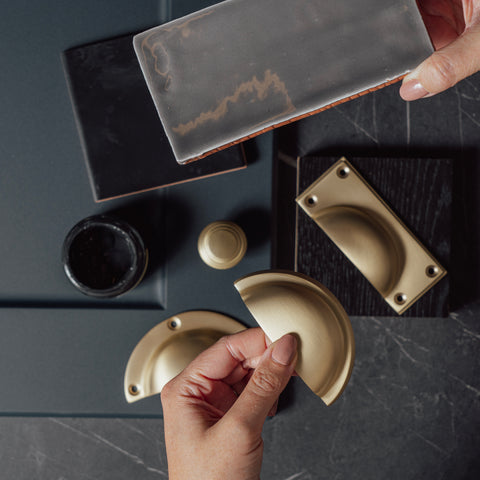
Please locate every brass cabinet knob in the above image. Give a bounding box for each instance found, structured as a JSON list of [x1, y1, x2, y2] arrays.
[[198, 221, 247, 270]]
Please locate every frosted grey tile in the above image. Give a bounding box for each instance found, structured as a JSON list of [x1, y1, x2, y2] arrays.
[[134, 0, 433, 164]]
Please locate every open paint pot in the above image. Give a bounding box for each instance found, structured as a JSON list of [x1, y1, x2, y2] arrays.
[[62, 215, 148, 298]]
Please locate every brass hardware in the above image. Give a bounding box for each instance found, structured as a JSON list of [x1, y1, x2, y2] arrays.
[[336, 165, 350, 179], [426, 265, 439, 278], [296, 158, 446, 315], [235, 270, 355, 406], [394, 293, 407, 305], [198, 221, 247, 270], [128, 384, 140, 396], [168, 318, 181, 330], [124, 311, 245, 403]]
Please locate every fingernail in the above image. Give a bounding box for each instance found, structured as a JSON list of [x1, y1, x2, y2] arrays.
[[271, 334, 297, 366], [399, 79, 429, 101]]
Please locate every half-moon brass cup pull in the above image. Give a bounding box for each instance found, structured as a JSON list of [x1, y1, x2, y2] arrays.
[[124, 311, 245, 403], [235, 270, 355, 406]]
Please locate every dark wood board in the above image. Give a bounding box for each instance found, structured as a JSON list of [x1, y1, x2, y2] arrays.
[[296, 156, 452, 317]]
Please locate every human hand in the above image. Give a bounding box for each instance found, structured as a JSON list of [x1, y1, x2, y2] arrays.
[[400, 0, 480, 100], [161, 328, 297, 480]]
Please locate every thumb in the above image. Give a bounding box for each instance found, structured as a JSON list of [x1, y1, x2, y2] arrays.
[[224, 334, 297, 436], [400, 24, 480, 101]]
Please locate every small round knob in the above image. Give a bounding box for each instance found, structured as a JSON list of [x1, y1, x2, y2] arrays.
[[198, 221, 247, 270]]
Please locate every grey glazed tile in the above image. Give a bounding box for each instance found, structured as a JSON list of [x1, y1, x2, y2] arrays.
[[134, 0, 432, 163]]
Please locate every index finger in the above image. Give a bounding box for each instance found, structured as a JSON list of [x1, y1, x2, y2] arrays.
[[183, 327, 268, 382]]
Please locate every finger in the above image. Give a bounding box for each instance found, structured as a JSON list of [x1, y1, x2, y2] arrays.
[[181, 327, 268, 384], [161, 328, 268, 419], [205, 381, 239, 414], [267, 399, 278, 417], [231, 370, 254, 397], [222, 334, 297, 437], [400, 24, 480, 100]]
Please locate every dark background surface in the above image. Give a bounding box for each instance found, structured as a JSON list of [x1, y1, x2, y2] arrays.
[[1, 1, 480, 479], [0, 0, 271, 416]]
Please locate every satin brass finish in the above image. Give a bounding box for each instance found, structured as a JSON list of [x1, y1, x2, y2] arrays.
[[198, 221, 247, 269], [235, 270, 355, 405], [124, 311, 245, 403], [296, 158, 446, 315]]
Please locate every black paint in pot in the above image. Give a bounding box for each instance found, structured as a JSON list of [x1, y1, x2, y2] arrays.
[[62, 215, 148, 298]]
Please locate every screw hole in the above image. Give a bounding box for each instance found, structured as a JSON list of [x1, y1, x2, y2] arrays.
[[336, 166, 350, 179], [129, 384, 140, 396], [394, 293, 407, 305], [426, 265, 439, 278], [306, 195, 318, 207], [168, 319, 181, 330]]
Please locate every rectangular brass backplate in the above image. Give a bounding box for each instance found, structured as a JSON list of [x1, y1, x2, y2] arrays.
[[296, 158, 447, 315]]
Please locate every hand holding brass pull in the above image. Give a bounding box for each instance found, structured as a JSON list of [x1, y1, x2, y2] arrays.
[[124, 311, 245, 403], [161, 329, 297, 480], [235, 270, 355, 405]]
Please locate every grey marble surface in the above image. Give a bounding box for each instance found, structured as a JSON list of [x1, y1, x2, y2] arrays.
[[1, 306, 479, 479], [1, 1, 480, 479]]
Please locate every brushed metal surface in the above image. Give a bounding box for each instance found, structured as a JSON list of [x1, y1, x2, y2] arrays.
[[296, 158, 446, 315], [235, 270, 355, 405], [124, 311, 245, 403], [197, 221, 247, 269]]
